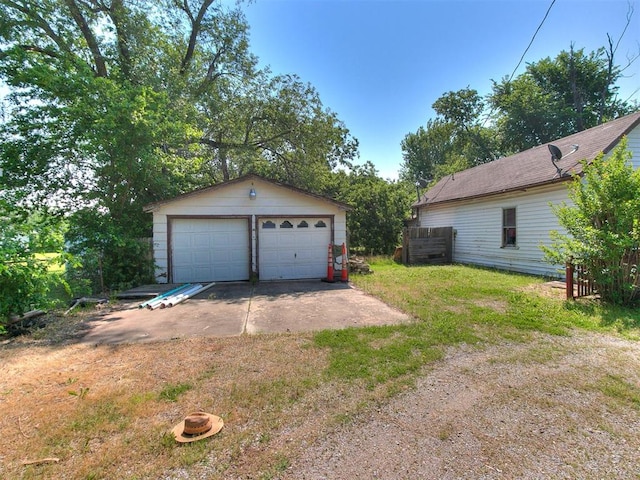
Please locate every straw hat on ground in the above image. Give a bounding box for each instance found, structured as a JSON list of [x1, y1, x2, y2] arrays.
[[172, 412, 224, 443]]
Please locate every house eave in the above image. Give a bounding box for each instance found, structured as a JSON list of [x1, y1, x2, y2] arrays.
[[416, 175, 574, 209]]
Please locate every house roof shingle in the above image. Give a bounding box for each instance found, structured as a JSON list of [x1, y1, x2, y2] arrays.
[[415, 111, 640, 207]]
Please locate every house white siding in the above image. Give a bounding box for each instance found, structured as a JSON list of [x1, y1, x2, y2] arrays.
[[416, 123, 640, 278], [147, 177, 348, 283], [627, 126, 640, 169], [418, 184, 571, 277]]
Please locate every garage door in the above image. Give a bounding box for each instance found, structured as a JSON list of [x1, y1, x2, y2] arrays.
[[259, 218, 331, 280], [171, 218, 250, 283]]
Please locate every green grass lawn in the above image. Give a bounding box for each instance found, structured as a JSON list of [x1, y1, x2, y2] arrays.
[[314, 259, 640, 391], [35, 252, 72, 307]]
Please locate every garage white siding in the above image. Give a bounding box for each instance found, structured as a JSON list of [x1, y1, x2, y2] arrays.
[[146, 175, 350, 283], [171, 218, 250, 283], [259, 218, 331, 280]]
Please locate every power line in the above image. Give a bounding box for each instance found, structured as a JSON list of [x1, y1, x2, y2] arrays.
[[507, 0, 557, 84], [482, 0, 557, 128]]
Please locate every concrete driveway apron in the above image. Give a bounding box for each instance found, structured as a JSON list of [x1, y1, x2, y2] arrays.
[[80, 281, 410, 345]]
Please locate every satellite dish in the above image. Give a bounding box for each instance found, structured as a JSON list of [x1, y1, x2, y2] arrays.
[[548, 144, 563, 161], [414, 178, 431, 202]]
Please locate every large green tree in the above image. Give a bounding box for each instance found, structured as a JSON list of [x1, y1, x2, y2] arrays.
[[0, 0, 201, 228], [400, 89, 502, 183], [402, 42, 637, 183], [0, 0, 358, 293], [196, 71, 358, 192], [333, 162, 414, 255], [490, 45, 636, 152]]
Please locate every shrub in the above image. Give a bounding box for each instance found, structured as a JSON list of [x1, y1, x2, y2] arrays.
[[65, 210, 155, 294], [543, 138, 640, 305], [0, 221, 50, 330]]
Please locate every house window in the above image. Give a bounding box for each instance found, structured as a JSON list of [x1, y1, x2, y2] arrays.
[[280, 220, 293, 228], [315, 220, 327, 228], [502, 208, 517, 247], [297, 221, 309, 228], [262, 221, 276, 229]]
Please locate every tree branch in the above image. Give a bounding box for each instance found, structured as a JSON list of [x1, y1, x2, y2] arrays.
[[0, 45, 61, 61], [179, 0, 216, 75], [63, 0, 108, 77], [107, 0, 132, 80], [4, 0, 70, 55]]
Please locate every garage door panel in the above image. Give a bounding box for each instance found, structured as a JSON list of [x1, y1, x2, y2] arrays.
[[193, 233, 211, 248], [259, 217, 331, 280], [193, 250, 211, 264], [171, 218, 249, 283]]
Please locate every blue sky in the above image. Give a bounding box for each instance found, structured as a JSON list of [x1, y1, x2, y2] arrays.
[[237, 0, 640, 179]]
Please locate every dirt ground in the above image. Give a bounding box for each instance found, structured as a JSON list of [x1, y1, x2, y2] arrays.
[[1, 284, 639, 479], [282, 331, 640, 479]]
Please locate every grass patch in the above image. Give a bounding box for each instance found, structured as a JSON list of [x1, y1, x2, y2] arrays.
[[597, 374, 640, 410], [70, 399, 129, 432], [260, 454, 291, 480], [159, 382, 193, 402], [315, 261, 638, 387], [314, 319, 471, 387]]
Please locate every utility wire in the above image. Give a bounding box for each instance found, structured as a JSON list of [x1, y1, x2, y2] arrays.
[[506, 0, 557, 85], [482, 0, 557, 127]]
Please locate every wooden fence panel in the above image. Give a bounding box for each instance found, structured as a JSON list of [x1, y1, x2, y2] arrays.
[[402, 227, 453, 265], [565, 260, 596, 299]]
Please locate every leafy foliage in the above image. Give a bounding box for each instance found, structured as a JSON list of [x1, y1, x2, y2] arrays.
[[65, 210, 155, 294], [402, 45, 637, 182], [0, 208, 54, 328], [332, 163, 414, 255], [543, 138, 640, 305], [490, 45, 635, 152]]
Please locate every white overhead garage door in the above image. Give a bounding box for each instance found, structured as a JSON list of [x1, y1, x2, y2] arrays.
[[171, 218, 250, 283], [259, 217, 331, 280]]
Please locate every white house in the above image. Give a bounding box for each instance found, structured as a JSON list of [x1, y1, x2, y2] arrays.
[[413, 111, 640, 277], [144, 174, 351, 283]]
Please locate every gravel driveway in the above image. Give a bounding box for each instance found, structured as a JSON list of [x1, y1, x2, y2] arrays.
[[282, 332, 640, 479]]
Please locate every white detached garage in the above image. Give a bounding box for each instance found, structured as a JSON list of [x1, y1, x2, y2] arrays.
[[144, 174, 351, 283]]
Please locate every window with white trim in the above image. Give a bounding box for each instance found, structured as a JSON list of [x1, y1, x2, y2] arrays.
[[502, 207, 517, 247]]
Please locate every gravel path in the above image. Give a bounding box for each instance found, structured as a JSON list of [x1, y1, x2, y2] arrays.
[[283, 332, 640, 479]]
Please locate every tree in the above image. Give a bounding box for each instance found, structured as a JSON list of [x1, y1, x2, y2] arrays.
[[0, 205, 58, 328], [542, 138, 640, 305], [432, 87, 497, 163], [490, 46, 636, 152], [334, 163, 414, 255], [196, 72, 358, 192], [400, 89, 501, 184], [0, 0, 199, 227], [402, 43, 637, 183], [0, 0, 358, 292], [400, 119, 459, 183]]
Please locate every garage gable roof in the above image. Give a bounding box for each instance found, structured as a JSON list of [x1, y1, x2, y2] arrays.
[[415, 111, 640, 207], [144, 173, 352, 211]]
